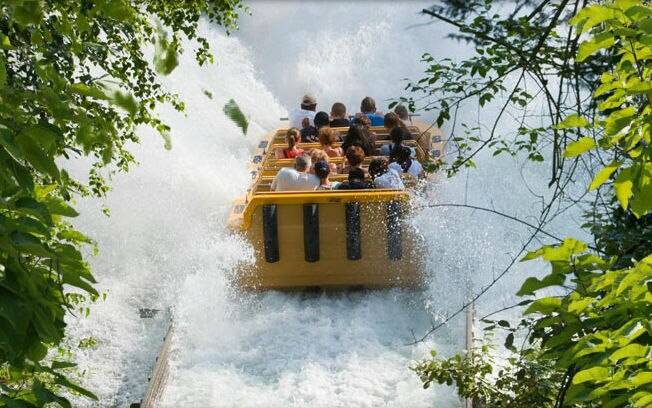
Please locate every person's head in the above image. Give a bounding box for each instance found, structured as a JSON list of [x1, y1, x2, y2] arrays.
[[345, 145, 365, 167], [313, 160, 330, 181], [348, 167, 365, 183], [300, 94, 317, 111], [360, 96, 376, 114], [314, 111, 330, 129], [395, 145, 412, 164], [394, 104, 409, 121], [390, 126, 409, 146], [294, 155, 311, 172], [310, 148, 329, 165], [286, 128, 301, 148], [346, 124, 368, 143], [368, 157, 389, 179], [330, 102, 347, 119], [318, 127, 339, 147], [352, 113, 371, 128], [384, 112, 403, 130]]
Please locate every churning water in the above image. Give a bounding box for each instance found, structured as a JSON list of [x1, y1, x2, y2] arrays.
[[65, 2, 586, 407]]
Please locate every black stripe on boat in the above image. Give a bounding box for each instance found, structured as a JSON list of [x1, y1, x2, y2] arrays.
[[262, 204, 279, 263], [387, 201, 402, 260], [345, 203, 362, 260], [303, 204, 319, 262]]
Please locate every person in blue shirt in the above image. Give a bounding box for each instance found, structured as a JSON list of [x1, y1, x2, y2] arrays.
[[359, 96, 384, 126]]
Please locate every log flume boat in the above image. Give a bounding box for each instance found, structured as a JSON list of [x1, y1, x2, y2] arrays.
[[227, 121, 443, 290]]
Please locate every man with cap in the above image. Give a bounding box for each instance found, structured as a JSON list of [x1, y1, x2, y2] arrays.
[[288, 94, 317, 129]]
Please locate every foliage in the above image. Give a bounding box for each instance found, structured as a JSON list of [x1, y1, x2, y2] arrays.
[[223, 98, 248, 135], [0, 0, 243, 405], [414, 345, 564, 407], [519, 241, 652, 406], [412, 0, 652, 407]]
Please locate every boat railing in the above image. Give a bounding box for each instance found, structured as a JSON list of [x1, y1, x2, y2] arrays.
[[252, 173, 418, 193], [230, 189, 409, 230]]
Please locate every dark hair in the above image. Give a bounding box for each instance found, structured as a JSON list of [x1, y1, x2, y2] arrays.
[[343, 125, 373, 156], [384, 112, 404, 130], [331, 102, 346, 117], [394, 104, 409, 120], [345, 145, 365, 167], [348, 167, 365, 182], [394, 145, 412, 173], [368, 157, 389, 179], [390, 126, 408, 145], [314, 111, 330, 129], [360, 96, 376, 114], [314, 160, 330, 179]]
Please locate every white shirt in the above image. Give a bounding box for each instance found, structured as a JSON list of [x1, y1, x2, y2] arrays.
[[389, 160, 424, 179], [271, 167, 320, 191], [288, 108, 316, 129], [373, 168, 405, 189]]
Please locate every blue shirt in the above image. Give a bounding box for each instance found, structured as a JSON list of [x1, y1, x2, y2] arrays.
[[366, 113, 384, 126]]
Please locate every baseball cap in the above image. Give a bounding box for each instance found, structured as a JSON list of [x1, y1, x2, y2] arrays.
[[302, 94, 317, 106]]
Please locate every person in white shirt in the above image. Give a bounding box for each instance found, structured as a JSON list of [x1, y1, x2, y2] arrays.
[[271, 155, 320, 191], [388, 146, 424, 179], [288, 94, 317, 129], [369, 158, 405, 189]]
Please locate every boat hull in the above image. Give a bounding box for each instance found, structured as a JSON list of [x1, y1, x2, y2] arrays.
[[228, 121, 442, 290]]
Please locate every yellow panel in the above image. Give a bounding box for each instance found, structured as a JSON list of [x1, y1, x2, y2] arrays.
[[236, 201, 423, 289]]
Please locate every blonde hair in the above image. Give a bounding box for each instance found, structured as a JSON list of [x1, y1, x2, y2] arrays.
[[286, 127, 301, 148], [318, 127, 339, 147], [310, 148, 330, 164]]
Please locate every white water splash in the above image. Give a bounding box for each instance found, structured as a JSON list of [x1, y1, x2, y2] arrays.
[[64, 2, 584, 407]]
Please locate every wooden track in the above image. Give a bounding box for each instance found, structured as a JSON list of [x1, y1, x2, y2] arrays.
[[137, 324, 174, 408]]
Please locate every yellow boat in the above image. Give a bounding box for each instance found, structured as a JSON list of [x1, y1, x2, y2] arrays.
[[227, 121, 443, 290]]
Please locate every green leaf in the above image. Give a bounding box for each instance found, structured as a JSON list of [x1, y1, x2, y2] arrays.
[[564, 137, 595, 158], [522, 238, 587, 262], [614, 166, 634, 210], [70, 83, 109, 100], [54, 376, 98, 401], [43, 198, 79, 217], [555, 114, 590, 129], [573, 367, 610, 384], [605, 107, 636, 135], [32, 380, 72, 408], [111, 91, 138, 116], [525, 297, 562, 314], [15, 131, 60, 180], [504, 333, 516, 352], [0, 55, 6, 89], [10, 231, 51, 257], [517, 273, 566, 296], [629, 163, 652, 218], [577, 32, 615, 62], [223, 99, 249, 135], [589, 161, 621, 191], [26, 341, 48, 362], [631, 372, 652, 386], [15, 197, 52, 225], [571, 5, 619, 34], [609, 344, 648, 362], [51, 361, 77, 370], [153, 26, 179, 75]]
